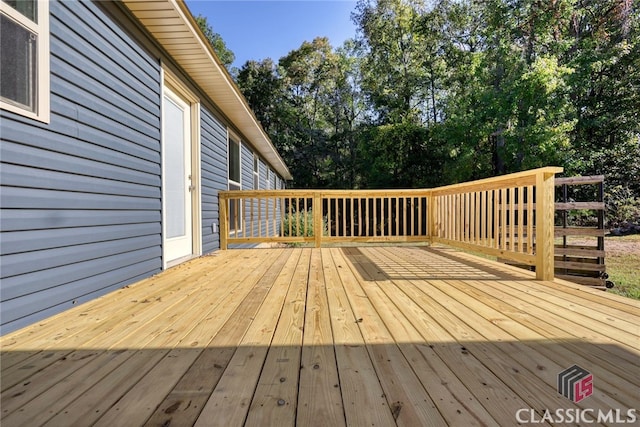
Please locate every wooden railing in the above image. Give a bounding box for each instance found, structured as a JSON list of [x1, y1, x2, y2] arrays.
[[218, 167, 563, 281]]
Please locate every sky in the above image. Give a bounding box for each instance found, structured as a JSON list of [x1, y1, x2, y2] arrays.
[[185, 1, 359, 69]]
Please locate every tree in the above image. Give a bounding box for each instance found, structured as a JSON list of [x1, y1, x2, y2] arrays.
[[194, 14, 235, 69], [436, 0, 578, 178], [564, 0, 640, 191], [353, 0, 433, 124], [231, 0, 639, 199], [236, 59, 282, 133]]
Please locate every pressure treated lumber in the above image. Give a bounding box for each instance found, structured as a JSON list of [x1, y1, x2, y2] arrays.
[[2, 245, 637, 427]]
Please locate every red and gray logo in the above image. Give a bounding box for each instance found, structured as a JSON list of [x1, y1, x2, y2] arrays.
[[558, 365, 593, 402]]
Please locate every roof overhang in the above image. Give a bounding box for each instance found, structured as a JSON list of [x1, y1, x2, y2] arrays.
[[120, 0, 292, 180]]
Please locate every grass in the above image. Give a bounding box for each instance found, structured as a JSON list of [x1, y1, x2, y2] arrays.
[[553, 234, 640, 300], [459, 234, 640, 300], [604, 234, 640, 300]]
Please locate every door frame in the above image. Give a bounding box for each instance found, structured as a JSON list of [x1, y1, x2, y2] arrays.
[[161, 67, 202, 269]]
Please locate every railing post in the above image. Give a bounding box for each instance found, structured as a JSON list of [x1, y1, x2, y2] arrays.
[[428, 191, 436, 245], [535, 171, 557, 280], [314, 192, 322, 248], [219, 194, 228, 250]]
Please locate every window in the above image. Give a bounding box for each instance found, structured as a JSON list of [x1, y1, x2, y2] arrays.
[[266, 168, 271, 190], [0, 0, 49, 122], [253, 154, 259, 190], [228, 134, 241, 232], [228, 136, 240, 186]]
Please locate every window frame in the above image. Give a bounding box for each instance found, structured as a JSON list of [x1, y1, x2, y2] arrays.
[[253, 153, 259, 190], [0, 0, 50, 123], [227, 131, 242, 234]]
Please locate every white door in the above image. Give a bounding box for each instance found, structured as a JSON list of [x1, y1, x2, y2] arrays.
[[163, 87, 193, 264]]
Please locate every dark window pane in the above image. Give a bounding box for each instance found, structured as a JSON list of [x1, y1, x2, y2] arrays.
[[228, 138, 240, 183], [2, 0, 37, 22], [0, 14, 37, 112]]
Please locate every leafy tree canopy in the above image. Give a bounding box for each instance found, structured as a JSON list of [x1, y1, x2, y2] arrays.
[[194, 14, 235, 69]]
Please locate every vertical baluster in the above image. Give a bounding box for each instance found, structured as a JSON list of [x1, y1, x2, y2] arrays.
[[342, 197, 346, 238], [327, 197, 332, 237], [234, 198, 239, 238], [448, 195, 452, 240], [304, 197, 309, 237], [500, 188, 507, 250], [271, 197, 278, 236], [242, 198, 246, 238], [220, 195, 228, 250], [265, 195, 270, 237], [351, 197, 355, 237], [458, 194, 463, 241], [483, 192, 487, 246], [493, 190, 499, 249], [436, 195, 441, 238], [473, 192, 479, 245], [527, 185, 534, 254], [509, 188, 515, 252], [366, 197, 370, 237], [465, 193, 471, 242], [288, 197, 292, 237], [250, 198, 255, 237], [517, 187, 524, 253], [373, 197, 378, 237], [394, 196, 399, 237], [417, 196, 422, 236], [295, 198, 299, 237], [403, 197, 408, 236], [280, 197, 284, 237], [410, 197, 415, 237], [356, 197, 361, 236]]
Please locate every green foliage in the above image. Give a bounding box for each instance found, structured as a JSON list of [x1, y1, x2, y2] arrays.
[[560, 210, 600, 228], [356, 121, 446, 188], [236, 59, 282, 133], [606, 185, 640, 227], [281, 209, 328, 237], [231, 0, 638, 201], [194, 14, 235, 69]]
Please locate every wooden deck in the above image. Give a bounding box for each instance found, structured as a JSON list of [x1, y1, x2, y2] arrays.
[[1, 246, 638, 426]]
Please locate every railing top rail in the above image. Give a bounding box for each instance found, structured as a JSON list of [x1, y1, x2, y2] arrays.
[[555, 175, 604, 186], [219, 188, 433, 198], [220, 167, 565, 199], [430, 167, 563, 196]]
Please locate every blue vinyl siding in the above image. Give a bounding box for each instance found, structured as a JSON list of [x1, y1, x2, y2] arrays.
[[200, 106, 228, 253], [0, 0, 162, 333], [241, 142, 253, 191]]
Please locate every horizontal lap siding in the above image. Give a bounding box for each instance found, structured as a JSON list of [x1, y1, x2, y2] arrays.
[[200, 107, 228, 253], [0, 0, 162, 333], [231, 143, 254, 248]]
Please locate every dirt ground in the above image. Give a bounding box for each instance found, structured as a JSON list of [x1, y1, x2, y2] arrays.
[[603, 236, 640, 257], [560, 235, 640, 256]]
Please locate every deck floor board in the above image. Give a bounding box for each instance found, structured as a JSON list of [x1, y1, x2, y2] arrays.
[[1, 246, 638, 426]]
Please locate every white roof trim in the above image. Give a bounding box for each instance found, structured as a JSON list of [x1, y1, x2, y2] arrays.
[[121, 0, 292, 180]]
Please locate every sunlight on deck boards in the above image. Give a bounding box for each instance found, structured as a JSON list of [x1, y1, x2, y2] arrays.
[[1, 246, 638, 426]]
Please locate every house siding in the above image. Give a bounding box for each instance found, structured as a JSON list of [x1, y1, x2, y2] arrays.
[[200, 106, 228, 254], [0, 0, 162, 333]]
